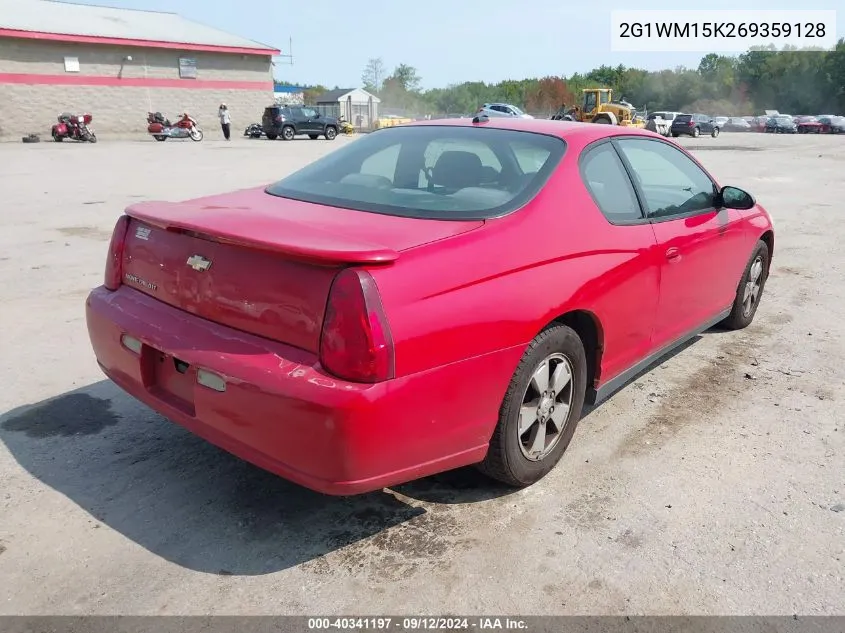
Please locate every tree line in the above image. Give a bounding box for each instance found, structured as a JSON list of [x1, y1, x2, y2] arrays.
[[277, 40, 845, 117]]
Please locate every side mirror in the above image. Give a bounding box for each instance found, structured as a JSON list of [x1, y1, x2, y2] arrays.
[[719, 185, 755, 210]]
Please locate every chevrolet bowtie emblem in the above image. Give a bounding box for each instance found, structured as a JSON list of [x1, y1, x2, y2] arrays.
[[186, 255, 212, 271]]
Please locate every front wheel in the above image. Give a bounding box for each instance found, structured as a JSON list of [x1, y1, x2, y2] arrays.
[[154, 135, 167, 142], [721, 240, 770, 330], [87, 133, 97, 143], [190, 127, 203, 141], [52, 132, 63, 142], [477, 324, 587, 487], [711, 127, 720, 138], [324, 126, 337, 140]]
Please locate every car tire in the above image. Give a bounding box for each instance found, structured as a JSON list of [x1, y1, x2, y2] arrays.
[[266, 133, 277, 140], [721, 240, 770, 331], [308, 134, 319, 139], [712, 127, 720, 138], [281, 126, 295, 141], [693, 126, 700, 137], [477, 324, 587, 488], [325, 126, 337, 140]]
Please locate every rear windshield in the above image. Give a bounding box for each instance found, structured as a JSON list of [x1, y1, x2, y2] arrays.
[[265, 125, 567, 220], [674, 115, 692, 122]]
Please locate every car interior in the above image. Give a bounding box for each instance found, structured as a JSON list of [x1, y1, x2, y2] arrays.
[[270, 130, 560, 216]]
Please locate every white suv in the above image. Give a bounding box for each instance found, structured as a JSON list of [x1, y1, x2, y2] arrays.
[[477, 103, 534, 119]]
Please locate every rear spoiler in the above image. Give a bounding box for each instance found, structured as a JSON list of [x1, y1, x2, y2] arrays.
[[125, 201, 399, 265]]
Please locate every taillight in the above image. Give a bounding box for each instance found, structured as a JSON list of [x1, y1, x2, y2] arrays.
[[688, 121, 695, 126], [319, 268, 395, 383], [104, 215, 130, 290]]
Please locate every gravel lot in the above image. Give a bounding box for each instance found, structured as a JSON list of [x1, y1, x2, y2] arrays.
[[0, 131, 843, 615]]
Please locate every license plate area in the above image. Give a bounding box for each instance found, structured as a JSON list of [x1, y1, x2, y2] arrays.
[[142, 348, 196, 416]]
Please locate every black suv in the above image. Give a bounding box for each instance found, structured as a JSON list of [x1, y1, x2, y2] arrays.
[[671, 113, 720, 138], [262, 105, 339, 141]]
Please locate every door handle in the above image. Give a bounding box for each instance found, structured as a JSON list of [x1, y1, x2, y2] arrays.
[[665, 247, 681, 261]]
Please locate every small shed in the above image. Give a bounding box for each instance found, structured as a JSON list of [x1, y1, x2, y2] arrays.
[[314, 87, 380, 128]]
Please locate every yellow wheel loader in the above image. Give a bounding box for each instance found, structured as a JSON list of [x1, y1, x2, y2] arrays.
[[560, 89, 645, 128]]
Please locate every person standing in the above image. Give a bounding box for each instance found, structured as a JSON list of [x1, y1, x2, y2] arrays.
[[218, 103, 231, 140]]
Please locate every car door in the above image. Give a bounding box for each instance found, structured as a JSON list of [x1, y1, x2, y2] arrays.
[[699, 114, 714, 134], [578, 140, 661, 382], [299, 107, 322, 134], [614, 137, 749, 348], [285, 107, 307, 134]]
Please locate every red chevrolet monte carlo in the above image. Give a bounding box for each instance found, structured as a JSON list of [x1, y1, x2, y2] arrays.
[[86, 117, 774, 495]]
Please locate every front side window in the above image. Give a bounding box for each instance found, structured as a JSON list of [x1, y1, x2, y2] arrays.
[[301, 107, 317, 118], [266, 125, 566, 220], [615, 138, 716, 219]]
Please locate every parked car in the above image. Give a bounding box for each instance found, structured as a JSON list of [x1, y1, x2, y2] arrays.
[[747, 116, 767, 132], [713, 116, 730, 128], [671, 113, 720, 137], [765, 115, 797, 133], [478, 103, 534, 119], [86, 119, 773, 495], [649, 111, 682, 123], [723, 117, 752, 132], [818, 116, 845, 133], [261, 105, 339, 141], [796, 116, 823, 133]]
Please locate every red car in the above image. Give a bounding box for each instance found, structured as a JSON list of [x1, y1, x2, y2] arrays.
[[86, 118, 774, 495]]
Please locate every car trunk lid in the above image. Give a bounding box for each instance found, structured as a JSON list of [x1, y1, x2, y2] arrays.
[[120, 187, 483, 352]]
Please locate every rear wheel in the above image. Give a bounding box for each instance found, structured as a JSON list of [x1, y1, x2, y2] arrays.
[[721, 240, 770, 330], [593, 115, 611, 124], [52, 132, 63, 142], [154, 135, 167, 141], [693, 126, 701, 137], [281, 126, 295, 141], [478, 324, 587, 487]]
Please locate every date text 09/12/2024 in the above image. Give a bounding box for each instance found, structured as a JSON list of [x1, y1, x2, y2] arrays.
[[307, 617, 527, 630], [609, 10, 837, 52]]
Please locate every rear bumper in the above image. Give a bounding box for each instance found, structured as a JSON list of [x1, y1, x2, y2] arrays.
[[86, 286, 515, 495]]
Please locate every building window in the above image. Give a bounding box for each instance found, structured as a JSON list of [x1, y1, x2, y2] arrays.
[[64, 56, 80, 72], [178, 58, 197, 79]]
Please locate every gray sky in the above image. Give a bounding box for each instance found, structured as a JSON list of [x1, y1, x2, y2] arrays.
[[72, 0, 845, 88]]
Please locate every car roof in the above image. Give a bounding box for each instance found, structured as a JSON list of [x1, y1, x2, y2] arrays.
[[398, 117, 661, 144]]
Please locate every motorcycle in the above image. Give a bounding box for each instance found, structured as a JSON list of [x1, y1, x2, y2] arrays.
[[147, 112, 203, 141], [243, 123, 265, 138], [52, 113, 97, 142], [338, 116, 355, 135]]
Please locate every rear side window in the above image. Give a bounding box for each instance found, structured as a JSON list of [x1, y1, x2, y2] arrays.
[[266, 125, 567, 220], [579, 142, 643, 224]]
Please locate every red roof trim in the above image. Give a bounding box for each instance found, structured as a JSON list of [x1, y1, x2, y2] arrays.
[[0, 28, 280, 56], [0, 72, 272, 90]]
